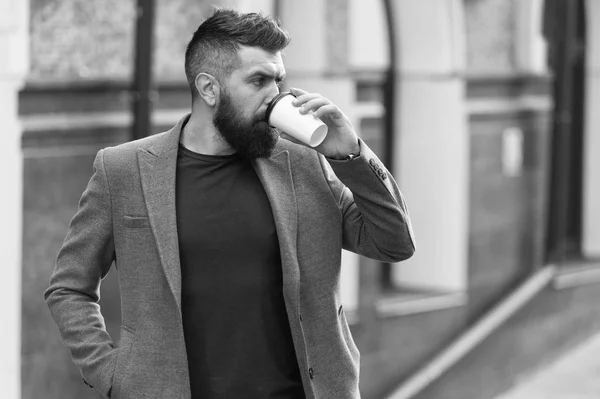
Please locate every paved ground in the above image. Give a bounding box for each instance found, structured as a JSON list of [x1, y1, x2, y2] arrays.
[[496, 332, 600, 399]]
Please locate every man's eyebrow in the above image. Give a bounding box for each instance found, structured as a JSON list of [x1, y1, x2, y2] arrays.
[[248, 69, 286, 80]]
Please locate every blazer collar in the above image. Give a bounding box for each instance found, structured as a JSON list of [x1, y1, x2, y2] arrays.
[[137, 115, 187, 311], [137, 114, 299, 312], [252, 151, 300, 298], [145, 114, 189, 157]]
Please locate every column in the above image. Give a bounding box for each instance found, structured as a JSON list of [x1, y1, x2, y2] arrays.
[[280, 0, 360, 314], [0, 0, 28, 398], [232, 0, 274, 14], [514, 0, 549, 74], [583, 0, 600, 257], [389, 0, 469, 291], [204, 0, 274, 15]]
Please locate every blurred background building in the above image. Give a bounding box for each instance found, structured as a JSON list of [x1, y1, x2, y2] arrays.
[[3, 0, 600, 398]]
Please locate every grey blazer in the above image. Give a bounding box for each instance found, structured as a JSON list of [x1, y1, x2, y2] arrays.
[[45, 115, 415, 399]]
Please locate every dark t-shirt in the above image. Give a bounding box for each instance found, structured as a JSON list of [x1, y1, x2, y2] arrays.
[[175, 145, 305, 399]]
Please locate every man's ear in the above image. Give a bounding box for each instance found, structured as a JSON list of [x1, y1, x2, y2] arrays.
[[195, 73, 220, 107]]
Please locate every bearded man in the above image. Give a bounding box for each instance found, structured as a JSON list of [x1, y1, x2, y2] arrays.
[[45, 8, 415, 399]]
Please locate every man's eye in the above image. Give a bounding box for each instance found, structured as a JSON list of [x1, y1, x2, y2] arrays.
[[253, 78, 264, 86]]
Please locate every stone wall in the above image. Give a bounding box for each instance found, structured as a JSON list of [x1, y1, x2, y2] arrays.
[[28, 0, 524, 79], [29, 0, 208, 82], [465, 0, 516, 71]]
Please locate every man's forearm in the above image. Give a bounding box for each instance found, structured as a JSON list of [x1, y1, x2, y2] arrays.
[[324, 139, 415, 262]]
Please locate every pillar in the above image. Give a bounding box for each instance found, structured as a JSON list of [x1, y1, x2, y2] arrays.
[[206, 0, 274, 15], [389, 0, 469, 292], [0, 0, 29, 397], [583, 0, 600, 257], [514, 0, 549, 74], [280, 0, 360, 314]]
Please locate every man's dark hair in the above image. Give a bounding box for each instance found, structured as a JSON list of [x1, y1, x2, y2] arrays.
[[185, 8, 291, 101]]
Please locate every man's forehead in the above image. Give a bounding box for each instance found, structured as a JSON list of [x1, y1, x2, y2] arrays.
[[237, 46, 285, 76]]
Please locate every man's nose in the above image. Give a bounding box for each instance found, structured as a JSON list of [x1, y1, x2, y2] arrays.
[[265, 83, 281, 104]]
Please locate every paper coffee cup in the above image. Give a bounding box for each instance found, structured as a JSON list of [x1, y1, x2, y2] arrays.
[[265, 92, 328, 147]]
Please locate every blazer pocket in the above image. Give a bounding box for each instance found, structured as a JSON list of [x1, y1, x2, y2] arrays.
[[111, 327, 136, 399], [123, 215, 151, 229], [339, 307, 360, 363]]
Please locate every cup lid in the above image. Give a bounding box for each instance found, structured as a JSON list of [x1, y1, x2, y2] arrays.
[[265, 91, 294, 124]]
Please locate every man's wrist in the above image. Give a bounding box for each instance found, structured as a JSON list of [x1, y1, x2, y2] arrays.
[[327, 139, 361, 161]]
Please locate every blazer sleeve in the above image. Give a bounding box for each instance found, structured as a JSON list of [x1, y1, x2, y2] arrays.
[[44, 149, 117, 398], [319, 139, 416, 262]]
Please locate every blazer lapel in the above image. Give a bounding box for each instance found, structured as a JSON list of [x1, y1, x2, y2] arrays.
[[135, 119, 300, 313], [138, 117, 187, 312], [253, 149, 300, 300]]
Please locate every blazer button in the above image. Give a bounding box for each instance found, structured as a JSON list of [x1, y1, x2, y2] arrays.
[[309, 367, 314, 379]]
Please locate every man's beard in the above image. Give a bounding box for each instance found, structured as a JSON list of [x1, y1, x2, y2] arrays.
[[213, 91, 279, 159]]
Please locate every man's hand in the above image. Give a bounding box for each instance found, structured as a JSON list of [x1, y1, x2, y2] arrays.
[[280, 87, 360, 160]]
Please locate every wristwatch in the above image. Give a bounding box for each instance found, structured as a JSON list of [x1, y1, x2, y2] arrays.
[[326, 140, 361, 161], [344, 152, 359, 161], [344, 140, 361, 161]]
